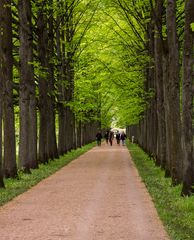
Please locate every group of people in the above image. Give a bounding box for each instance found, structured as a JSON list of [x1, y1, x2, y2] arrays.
[[95, 130, 127, 146]]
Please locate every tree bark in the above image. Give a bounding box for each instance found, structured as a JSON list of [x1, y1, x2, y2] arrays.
[[18, 0, 38, 172], [64, 2, 75, 151], [147, 18, 158, 160], [0, 89, 4, 187], [47, 0, 59, 159], [0, 4, 5, 186], [154, 0, 166, 168], [57, 13, 68, 155], [162, 41, 171, 177], [1, 0, 17, 178], [181, 0, 194, 196], [76, 121, 82, 148], [166, 0, 182, 184], [37, 5, 49, 163]]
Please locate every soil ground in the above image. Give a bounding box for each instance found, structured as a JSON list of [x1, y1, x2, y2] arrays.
[[0, 142, 169, 240]]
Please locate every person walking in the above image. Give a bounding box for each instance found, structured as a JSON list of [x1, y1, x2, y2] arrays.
[[96, 132, 102, 146], [109, 131, 114, 146], [120, 132, 127, 146], [116, 131, 120, 145]]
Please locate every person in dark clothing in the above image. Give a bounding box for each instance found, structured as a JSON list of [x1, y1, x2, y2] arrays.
[[109, 131, 114, 146], [120, 132, 127, 146], [116, 131, 120, 145], [96, 132, 102, 146]]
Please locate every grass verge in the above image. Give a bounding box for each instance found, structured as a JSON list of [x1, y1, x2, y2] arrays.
[[126, 141, 194, 240], [0, 142, 95, 207]]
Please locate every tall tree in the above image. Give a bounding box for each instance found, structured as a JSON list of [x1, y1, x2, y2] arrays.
[[181, 0, 194, 195], [56, 10, 68, 155], [18, 0, 38, 172], [0, 2, 5, 186], [37, 2, 50, 163], [166, 0, 182, 184], [148, 17, 158, 162], [1, 0, 17, 178], [154, 0, 166, 168], [37, 0, 60, 162], [46, 0, 59, 159], [64, 1, 75, 151], [0, 85, 4, 186]]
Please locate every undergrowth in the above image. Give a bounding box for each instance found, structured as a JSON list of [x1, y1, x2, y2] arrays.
[[0, 142, 95, 206], [126, 141, 194, 240]]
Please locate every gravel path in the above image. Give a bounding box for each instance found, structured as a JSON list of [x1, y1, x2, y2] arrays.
[[0, 142, 169, 240]]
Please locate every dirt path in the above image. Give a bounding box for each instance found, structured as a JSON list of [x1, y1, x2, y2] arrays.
[[0, 142, 169, 240]]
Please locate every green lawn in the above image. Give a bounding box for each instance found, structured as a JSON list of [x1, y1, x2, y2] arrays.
[[126, 141, 194, 240], [0, 142, 95, 206]]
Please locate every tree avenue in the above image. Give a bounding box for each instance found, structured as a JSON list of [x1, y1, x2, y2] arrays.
[[0, 0, 193, 196]]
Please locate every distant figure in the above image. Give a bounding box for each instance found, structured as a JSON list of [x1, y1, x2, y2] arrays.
[[116, 131, 120, 145], [109, 131, 114, 146], [104, 131, 109, 144], [120, 132, 127, 146], [96, 132, 102, 146], [132, 136, 135, 143]]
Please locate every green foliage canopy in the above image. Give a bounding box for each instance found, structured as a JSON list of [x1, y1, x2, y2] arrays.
[[72, 0, 152, 128]]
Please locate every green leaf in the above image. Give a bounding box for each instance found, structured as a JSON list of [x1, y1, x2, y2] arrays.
[[190, 23, 194, 32]]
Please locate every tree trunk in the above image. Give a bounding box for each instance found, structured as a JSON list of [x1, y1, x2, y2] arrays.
[[64, 2, 75, 152], [76, 121, 82, 148], [154, 0, 166, 167], [58, 107, 67, 154], [47, 0, 59, 159], [1, 0, 17, 178], [148, 18, 157, 160], [0, 89, 4, 187], [57, 13, 68, 155], [162, 42, 171, 177], [18, 0, 37, 172], [181, 0, 194, 196], [166, 0, 182, 184], [0, 6, 5, 186], [37, 6, 49, 163]]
